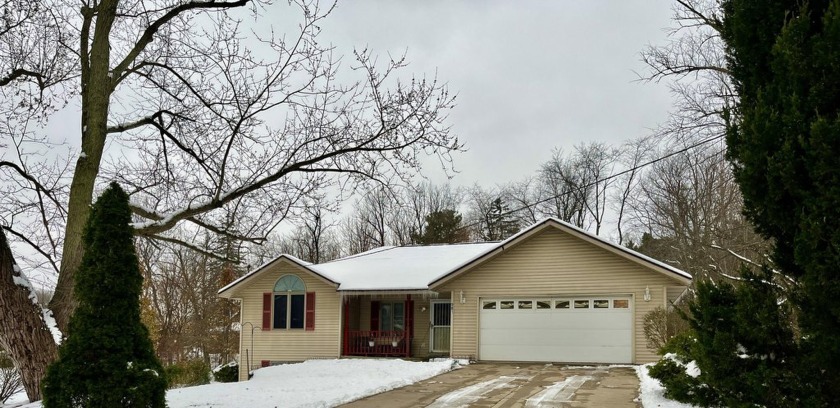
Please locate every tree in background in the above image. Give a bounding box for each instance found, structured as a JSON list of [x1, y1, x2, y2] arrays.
[[0, 0, 458, 393], [480, 198, 520, 241], [722, 0, 840, 403], [43, 183, 166, 407], [412, 210, 469, 245]]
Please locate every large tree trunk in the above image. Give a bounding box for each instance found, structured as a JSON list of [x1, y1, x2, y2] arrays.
[[0, 230, 58, 402], [48, 0, 117, 333]]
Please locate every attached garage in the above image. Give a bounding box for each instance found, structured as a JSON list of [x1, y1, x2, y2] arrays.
[[478, 296, 633, 363]]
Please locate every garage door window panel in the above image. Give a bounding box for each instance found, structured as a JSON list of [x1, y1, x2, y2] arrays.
[[593, 299, 609, 309], [613, 299, 629, 308], [536, 301, 551, 309], [518, 300, 533, 309], [574, 300, 590, 309], [555, 300, 570, 309], [483, 301, 497, 310], [500, 301, 514, 309]]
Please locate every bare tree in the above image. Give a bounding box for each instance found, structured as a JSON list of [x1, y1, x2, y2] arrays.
[[627, 143, 769, 280], [535, 149, 590, 229], [574, 142, 618, 236], [286, 197, 341, 263], [0, 0, 458, 397], [613, 136, 655, 245], [639, 0, 732, 145]]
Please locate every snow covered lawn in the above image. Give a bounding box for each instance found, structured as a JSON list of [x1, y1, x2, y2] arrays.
[[635, 364, 697, 408], [5, 358, 457, 408]]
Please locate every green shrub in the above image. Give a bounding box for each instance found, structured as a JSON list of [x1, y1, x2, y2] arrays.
[[42, 183, 167, 408], [165, 359, 211, 388], [213, 363, 238, 383], [649, 356, 722, 407], [659, 331, 695, 357]]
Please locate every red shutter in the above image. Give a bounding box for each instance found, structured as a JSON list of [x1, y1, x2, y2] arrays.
[[370, 301, 380, 331], [305, 292, 316, 331], [262, 293, 272, 330], [260, 360, 270, 368]]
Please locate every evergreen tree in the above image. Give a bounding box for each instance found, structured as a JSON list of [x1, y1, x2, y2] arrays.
[[43, 183, 166, 407], [482, 198, 519, 241], [722, 0, 840, 403], [412, 210, 469, 245], [651, 269, 799, 407]]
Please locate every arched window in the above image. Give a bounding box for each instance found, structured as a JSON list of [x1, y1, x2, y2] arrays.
[[274, 275, 305, 292], [273, 275, 306, 329]]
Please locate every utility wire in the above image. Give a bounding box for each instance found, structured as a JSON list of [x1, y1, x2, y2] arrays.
[[460, 133, 728, 233]]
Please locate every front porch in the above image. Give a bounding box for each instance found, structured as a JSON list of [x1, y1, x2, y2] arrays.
[[340, 293, 452, 358]]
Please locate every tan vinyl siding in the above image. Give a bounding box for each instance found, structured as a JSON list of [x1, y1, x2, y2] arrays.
[[438, 228, 681, 364], [231, 260, 341, 381]]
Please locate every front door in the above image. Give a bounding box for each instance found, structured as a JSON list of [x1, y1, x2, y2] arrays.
[[430, 300, 452, 353]]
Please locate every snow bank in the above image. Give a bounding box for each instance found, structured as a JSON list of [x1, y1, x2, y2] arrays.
[[167, 358, 454, 408], [635, 364, 698, 408], [11, 359, 455, 408]]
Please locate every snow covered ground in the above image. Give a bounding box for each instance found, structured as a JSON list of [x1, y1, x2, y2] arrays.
[[3, 358, 457, 408], [635, 364, 698, 408], [4, 360, 699, 408]]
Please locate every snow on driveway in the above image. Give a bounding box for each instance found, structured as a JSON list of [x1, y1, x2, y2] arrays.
[[426, 375, 531, 408], [8, 359, 456, 408], [524, 375, 592, 407]]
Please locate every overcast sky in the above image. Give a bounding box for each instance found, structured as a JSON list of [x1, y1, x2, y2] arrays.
[[306, 0, 676, 187]]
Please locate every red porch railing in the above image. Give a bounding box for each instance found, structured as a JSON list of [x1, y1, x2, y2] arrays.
[[343, 330, 410, 357]]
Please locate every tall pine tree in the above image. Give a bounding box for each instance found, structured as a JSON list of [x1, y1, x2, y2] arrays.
[[43, 183, 166, 407], [722, 0, 840, 403]]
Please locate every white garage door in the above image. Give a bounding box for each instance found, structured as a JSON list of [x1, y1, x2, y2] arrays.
[[479, 297, 632, 363]]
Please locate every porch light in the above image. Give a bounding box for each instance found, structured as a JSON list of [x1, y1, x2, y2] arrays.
[[644, 286, 651, 302], [391, 340, 399, 348], [459, 291, 466, 304], [368, 339, 375, 348]]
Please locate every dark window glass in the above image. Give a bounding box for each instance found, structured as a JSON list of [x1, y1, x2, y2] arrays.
[[555, 300, 570, 309], [483, 301, 497, 309], [433, 303, 452, 326], [290, 294, 305, 329], [536, 301, 551, 309], [594, 300, 609, 309], [499, 301, 514, 309], [393, 303, 405, 331], [273, 295, 287, 329]]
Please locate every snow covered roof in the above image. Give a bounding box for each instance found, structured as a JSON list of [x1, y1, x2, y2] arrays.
[[310, 243, 498, 291], [218, 217, 691, 296]]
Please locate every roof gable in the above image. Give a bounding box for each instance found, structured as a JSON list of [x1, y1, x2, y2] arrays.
[[428, 218, 692, 288], [217, 254, 337, 298]]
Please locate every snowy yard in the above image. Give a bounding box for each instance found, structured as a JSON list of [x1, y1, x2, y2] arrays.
[[635, 364, 697, 408], [2, 359, 698, 408], [4, 359, 457, 408]]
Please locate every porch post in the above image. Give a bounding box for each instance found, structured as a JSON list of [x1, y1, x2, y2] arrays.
[[342, 296, 349, 357], [405, 294, 412, 358]]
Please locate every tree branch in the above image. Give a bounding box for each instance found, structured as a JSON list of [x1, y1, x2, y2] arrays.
[[111, 0, 250, 81]]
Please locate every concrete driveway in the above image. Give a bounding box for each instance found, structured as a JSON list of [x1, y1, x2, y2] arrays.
[[342, 362, 641, 407]]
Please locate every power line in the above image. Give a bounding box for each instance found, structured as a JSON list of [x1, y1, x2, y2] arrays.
[[461, 133, 727, 233]]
